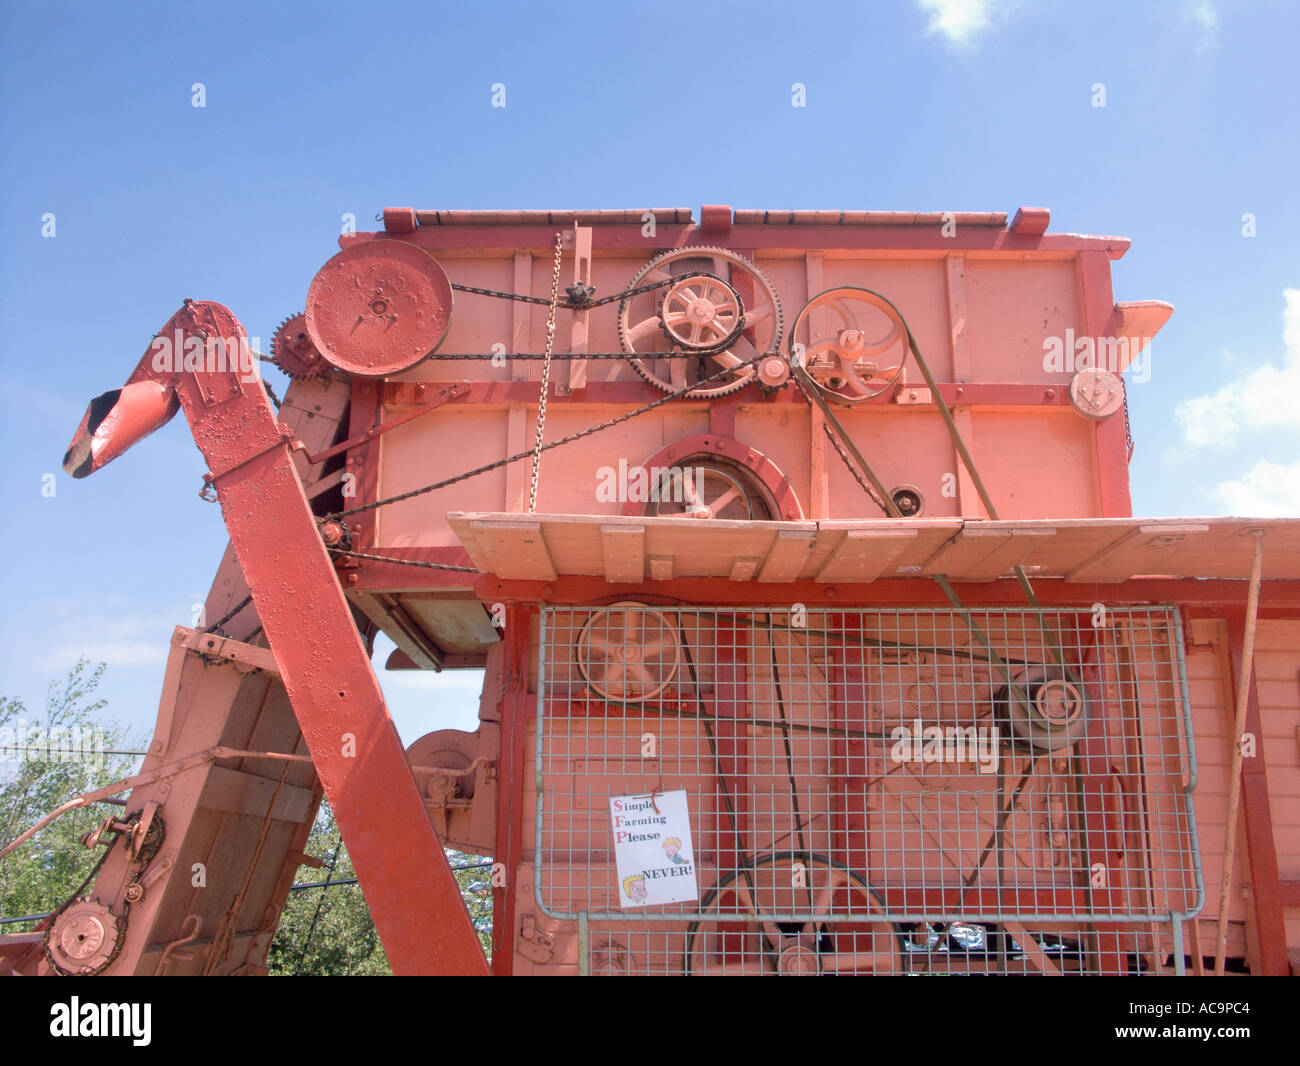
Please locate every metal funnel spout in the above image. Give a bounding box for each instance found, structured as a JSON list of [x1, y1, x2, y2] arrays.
[[63, 379, 179, 478]]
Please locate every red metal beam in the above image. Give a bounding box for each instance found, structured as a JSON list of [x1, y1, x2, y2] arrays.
[[1077, 250, 1132, 518], [380, 378, 1074, 410], [491, 603, 531, 975], [345, 226, 1130, 259], [64, 301, 487, 975], [1224, 613, 1290, 975], [469, 574, 1300, 611]]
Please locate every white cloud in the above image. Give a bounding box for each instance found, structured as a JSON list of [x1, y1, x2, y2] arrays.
[[1211, 459, 1300, 516], [30, 602, 192, 674], [1189, 1, 1218, 53], [1175, 289, 1300, 447], [916, 0, 1000, 47]]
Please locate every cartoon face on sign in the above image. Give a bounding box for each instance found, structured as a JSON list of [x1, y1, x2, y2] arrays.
[[622, 875, 648, 903], [663, 837, 689, 864]]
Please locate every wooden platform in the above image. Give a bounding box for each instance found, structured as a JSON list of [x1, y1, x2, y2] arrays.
[[448, 513, 1300, 584]]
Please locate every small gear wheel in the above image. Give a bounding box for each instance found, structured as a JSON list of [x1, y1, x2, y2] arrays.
[[45, 898, 126, 976], [618, 246, 783, 399], [656, 272, 745, 354], [271, 312, 328, 380]]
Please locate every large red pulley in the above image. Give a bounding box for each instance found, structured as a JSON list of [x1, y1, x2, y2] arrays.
[[305, 239, 453, 377]]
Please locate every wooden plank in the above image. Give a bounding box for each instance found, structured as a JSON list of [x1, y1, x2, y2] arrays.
[[730, 556, 761, 581], [758, 530, 817, 583], [600, 525, 645, 583], [467, 520, 557, 580], [924, 526, 1059, 582], [815, 529, 918, 582], [202, 765, 316, 824], [1065, 522, 1210, 582]]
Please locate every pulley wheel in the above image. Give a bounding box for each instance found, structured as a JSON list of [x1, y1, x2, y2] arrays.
[[306, 239, 453, 377], [992, 665, 1090, 753]]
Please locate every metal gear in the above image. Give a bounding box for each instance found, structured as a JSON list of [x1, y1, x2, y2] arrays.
[[618, 247, 783, 399], [271, 312, 328, 380], [655, 272, 745, 354], [44, 898, 127, 976]]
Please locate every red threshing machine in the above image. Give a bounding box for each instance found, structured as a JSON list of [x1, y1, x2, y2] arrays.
[[3, 204, 1298, 976]]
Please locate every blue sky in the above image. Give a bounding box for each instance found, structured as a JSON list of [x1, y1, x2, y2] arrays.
[[1, 0, 1296, 748]]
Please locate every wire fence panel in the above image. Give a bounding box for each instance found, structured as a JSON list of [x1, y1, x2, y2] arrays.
[[534, 605, 1202, 975]]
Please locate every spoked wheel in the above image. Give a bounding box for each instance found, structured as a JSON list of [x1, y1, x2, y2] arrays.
[[684, 852, 903, 975], [791, 286, 910, 403], [618, 247, 783, 399], [647, 458, 774, 520], [575, 601, 682, 702]]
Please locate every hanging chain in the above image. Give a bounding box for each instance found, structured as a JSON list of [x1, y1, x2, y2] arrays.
[[1120, 375, 1135, 460], [528, 232, 564, 515]]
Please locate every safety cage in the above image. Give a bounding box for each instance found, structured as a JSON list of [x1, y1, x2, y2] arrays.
[[534, 604, 1203, 975]]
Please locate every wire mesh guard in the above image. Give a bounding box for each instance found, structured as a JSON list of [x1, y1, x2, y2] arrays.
[[535, 605, 1202, 975]]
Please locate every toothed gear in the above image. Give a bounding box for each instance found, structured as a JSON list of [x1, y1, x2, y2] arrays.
[[271, 312, 328, 380], [655, 272, 745, 354], [618, 246, 783, 399]]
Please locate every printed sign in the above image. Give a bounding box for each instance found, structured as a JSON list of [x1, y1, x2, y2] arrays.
[[610, 790, 698, 908]]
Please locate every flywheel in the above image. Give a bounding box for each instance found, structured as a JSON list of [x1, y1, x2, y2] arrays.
[[791, 287, 910, 403], [647, 457, 775, 520]]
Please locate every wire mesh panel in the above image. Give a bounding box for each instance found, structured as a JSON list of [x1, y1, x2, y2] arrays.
[[584, 920, 1177, 976], [535, 604, 1202, 975]]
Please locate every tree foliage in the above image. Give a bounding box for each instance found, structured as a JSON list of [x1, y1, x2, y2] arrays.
[[0, 660, 140, 922], [266, 798, 494, 975], [1, 660, 495, 975]]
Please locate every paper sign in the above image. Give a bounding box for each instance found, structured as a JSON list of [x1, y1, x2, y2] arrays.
[[609, 790, 698, 908]]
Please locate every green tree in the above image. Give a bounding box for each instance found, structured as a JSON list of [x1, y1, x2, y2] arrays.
[[266, 798, 494, 975], [1, 661, 495, 974], [0, 660, 140, 921]]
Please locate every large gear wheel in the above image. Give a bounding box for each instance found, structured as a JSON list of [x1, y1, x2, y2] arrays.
[[618, 247, 783, 399], [44, 898, 127, 976], [271, 312, 328, 380]]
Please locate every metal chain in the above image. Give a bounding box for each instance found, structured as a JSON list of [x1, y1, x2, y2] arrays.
[[821, 423, 889, 514], [529, 233, 564, 515], [451, 276, 673, 310], [326, 344, 770, 521], [1120, 376, 1135, 460], [204, 593, 253, 635], [328, 547, 479, 573], [405, 351, 702, 360]]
